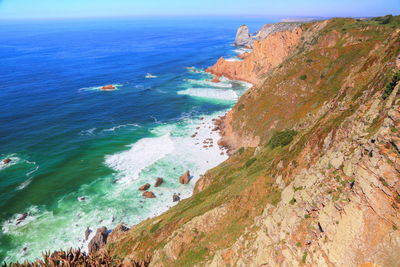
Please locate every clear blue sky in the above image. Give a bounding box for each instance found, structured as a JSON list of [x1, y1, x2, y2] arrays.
[[0, 0, 399, 20]]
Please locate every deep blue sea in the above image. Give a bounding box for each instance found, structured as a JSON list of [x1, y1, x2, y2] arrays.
[[0, 17, 273, 262]]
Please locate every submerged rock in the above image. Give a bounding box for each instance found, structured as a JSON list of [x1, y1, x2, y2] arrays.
[[234, 25, 252, 47], [179, 171, 191, 184], [143, 191, 156, 198], [88, 226, 108, 254], [155, 177, 163, 187], [16, 213, 28, 225], [139, 183, 151, 191]]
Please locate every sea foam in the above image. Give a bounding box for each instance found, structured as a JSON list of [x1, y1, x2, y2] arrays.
[[177, 88, 238, 101]]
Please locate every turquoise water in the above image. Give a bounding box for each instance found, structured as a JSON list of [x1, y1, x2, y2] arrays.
[[0, 17, 273, 262]]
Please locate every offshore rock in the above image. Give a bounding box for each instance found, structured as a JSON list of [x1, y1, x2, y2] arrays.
[[143, 191, 156, 198], [139, 183, 151, 191], [234, 25, 252, 47], [179, 171, 190, 184], [3, 158, 11, 164], [88, 226, 108, 254], [155, 177, 163, 187]]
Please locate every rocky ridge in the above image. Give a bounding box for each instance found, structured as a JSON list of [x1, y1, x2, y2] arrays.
[[6, 16, 400, 267]]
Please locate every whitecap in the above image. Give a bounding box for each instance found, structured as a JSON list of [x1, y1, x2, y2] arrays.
[[177, 88, 238, 101], [79, 128, 97, 136], [17, 178, 33, 190], [225, 57, 243, 62], [233, 47, 252, 55], [103, 123, 140, 133], [105, 134, 175, 184], [0, 155, 21, 170], [145, 73, 157, 78]]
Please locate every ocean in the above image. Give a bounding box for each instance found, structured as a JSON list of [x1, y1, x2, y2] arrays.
[[0, 16, 273, 263]]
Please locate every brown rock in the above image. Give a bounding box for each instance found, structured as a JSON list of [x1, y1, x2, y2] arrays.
[[179, 171, 191, 184], [143, 191, 156, 198], [138, 183, 151, 191], [88, 226, 108, 254], [155, 177, 163, 187], [3, 158, 11, 164], [101, 85, 116, 90]]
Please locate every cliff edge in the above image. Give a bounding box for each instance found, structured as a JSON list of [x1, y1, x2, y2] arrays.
[[8, 16, 400, 267]]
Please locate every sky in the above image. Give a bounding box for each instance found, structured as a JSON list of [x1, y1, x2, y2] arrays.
[[0, 0, 399, 20]]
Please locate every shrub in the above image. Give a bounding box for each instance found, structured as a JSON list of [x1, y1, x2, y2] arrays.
[[245, 158, 257, 168], [304, 214, 311, 219], [382, 71, 400, 99], [299, 74, 307, 80], [238, 147, 245, 154], [268, 129, 298, 149], [237, 103, 245, 111]]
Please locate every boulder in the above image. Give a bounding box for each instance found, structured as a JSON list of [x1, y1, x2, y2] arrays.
[[88, 226, 108, 254], [138, 183, 151, 191], [179, 171, 191, 184], [143, 191, 156, 198], [154, 177, 163, 187], [173, 193, 180, 202], [101, 85, 116, 90], [3, 158, 11, 164], [84, 227, 91, 241], [234, 25, 253, 47]]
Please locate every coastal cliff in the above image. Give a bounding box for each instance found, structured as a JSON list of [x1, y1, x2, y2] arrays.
[[7, 16, 400, 267]]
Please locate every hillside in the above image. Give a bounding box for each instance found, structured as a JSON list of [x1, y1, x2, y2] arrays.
[[6, 16, 400, 266]]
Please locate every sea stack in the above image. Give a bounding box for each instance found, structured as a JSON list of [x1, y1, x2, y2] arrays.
[[101, 85, 116, 90], [179, 171, 190, 184], [234, 25, 252, 47]]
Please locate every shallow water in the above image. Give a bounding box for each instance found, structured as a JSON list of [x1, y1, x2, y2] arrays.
[[0, 16, 273, 263]]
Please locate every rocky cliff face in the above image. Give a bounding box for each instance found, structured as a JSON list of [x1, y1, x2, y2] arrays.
[[234, 24, 252, 47], [206, 24, 303, 85], [10, 17, 400, 267]]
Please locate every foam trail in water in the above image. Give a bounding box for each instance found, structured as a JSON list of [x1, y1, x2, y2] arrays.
[[185, 79, 232, 88], [178, 88, 238, 101]]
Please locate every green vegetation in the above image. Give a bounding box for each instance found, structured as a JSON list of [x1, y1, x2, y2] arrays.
[[245, 158, 257, 168], [299, 74, 308, 80], [302, 252, 308, 263], [237, 103, 245, 111], [268, 129, 298, 149], [296, 242, 302, 247], [304, 214, 311, 219], [238, 147, 245, 154], [382, 71, 400, 99], [289, 198, 297, 205]]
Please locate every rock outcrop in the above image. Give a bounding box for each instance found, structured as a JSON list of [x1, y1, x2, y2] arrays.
[[206, 24, 303, 84], [88, 227, 108, 254], [179, 171, 190, 184], [143, 191, 156, 198], [107, 224, 129, 243], [154, 178, 163, 187], [234, 25, 252, 47], [101, 85, 115, 90], [138, 183, 150, 191]]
